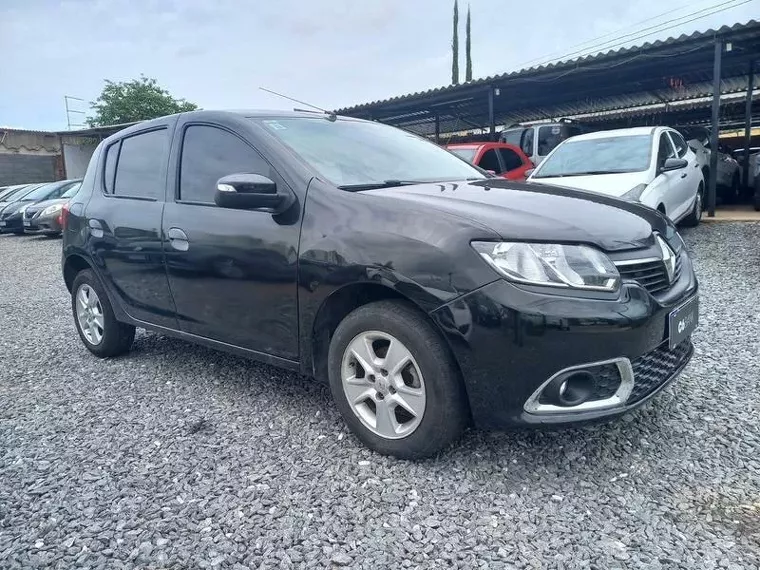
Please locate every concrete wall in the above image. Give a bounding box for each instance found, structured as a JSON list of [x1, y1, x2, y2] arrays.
[[0, 153, 58, 185], [63, 143, 97, 179], [0, 129, 97, 185]]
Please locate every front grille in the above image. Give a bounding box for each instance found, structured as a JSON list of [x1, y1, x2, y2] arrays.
[[616, 253, 682, 295], [617, 259, 670, 294], [628, 338, 693, 404]]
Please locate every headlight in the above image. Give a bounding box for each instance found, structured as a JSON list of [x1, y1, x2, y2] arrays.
[[42, 203, 63, 216], [620, 183, 647, 202], [472, 241, 620, 291]]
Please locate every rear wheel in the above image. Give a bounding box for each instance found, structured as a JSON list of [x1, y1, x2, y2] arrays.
[[71, 270, 135, 357], [328, 300, 469, 459], [682, 183, 703, 227]]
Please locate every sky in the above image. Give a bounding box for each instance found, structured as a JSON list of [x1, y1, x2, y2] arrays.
[[0, 0, 757, 131]]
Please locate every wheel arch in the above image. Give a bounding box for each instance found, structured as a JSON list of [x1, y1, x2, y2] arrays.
[[63, 253, 95, 292], [306, 282, 461, 385]]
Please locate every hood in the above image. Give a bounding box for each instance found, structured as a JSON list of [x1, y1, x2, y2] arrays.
[[365, 178, 668, 252], [528, 171, 648, 197], [0, 200, 27, 217], [25, 197, 67, 215]]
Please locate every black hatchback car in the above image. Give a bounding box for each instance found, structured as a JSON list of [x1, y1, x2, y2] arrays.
[[62, 111, 698, 459]]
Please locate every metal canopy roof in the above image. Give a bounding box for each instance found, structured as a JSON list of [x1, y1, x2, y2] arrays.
[[336, 20, 760, 135]]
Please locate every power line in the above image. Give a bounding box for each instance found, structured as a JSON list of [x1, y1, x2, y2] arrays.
[[553, 0, 754, 63], [515, 0, 705, 69], [517, 0, 753, 70]]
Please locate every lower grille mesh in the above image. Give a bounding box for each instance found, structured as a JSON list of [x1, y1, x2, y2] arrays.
[[628, 339, 693, 404]]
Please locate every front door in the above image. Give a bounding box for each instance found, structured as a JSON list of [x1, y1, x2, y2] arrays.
[[161, 119, 301, 360], [655, 132, 682, 218], [667, 131, 700, 219], [85, 122, 177, 328]]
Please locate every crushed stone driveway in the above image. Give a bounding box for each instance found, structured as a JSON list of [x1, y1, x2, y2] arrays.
[[1, 223, 759, 569]]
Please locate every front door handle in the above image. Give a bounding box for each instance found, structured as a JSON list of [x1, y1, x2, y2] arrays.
[[88, 219, 104, 238], [167, 227, 189, 252], [680, 173, 687, 179]]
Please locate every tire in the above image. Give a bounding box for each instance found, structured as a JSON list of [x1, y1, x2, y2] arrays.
[[328, 300, 469, 459], [682, 183, 703, 227], [71, 269, 135, 357]]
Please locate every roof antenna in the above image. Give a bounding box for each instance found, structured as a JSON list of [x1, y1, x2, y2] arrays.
[[259, 87, 337, 121]]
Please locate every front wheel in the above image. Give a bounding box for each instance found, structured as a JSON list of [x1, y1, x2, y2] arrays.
[[328, 300, 469, 459], [682, 183, 703, 227]]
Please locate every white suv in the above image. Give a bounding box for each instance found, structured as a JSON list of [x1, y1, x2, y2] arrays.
[[527, 126, 703, 226]]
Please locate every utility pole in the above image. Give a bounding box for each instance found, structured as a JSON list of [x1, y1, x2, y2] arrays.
[[64, 95, 87, 130]]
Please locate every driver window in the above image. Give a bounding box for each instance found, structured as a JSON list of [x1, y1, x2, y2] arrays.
[[478, 149, 502, 173], [669, 132, 688, 158], [521, 129, 534, 157], [179, 125, 270, 203], [658, 133, 675, 166]]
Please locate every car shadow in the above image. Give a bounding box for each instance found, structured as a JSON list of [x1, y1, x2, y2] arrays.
[[121, 330, 679, 471]]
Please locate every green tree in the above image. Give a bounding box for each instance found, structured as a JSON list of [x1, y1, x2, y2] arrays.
[[452, 0, 459, 85], [465, 4, 472, 82], [88, 75, 197, 126]]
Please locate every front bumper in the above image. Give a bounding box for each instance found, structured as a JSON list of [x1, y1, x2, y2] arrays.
[[26, 212, 63, 234], [431, 251, 698, 429], [0, 213, 24, 233]]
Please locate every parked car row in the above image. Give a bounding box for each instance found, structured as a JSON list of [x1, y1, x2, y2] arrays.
[[0, 179, 82, 237]]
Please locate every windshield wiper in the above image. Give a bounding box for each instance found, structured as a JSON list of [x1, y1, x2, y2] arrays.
[[337, 180, 425, 191], [536, 170, 629, 178]]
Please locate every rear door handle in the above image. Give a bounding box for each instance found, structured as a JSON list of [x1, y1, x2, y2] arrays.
[[680, 173, 687, 178], [167, 227, 189, 252], [88, 219, 104, 238]]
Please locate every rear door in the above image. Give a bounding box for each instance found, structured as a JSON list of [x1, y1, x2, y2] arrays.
[[84, 121, 178, 328], [161, 116, 300, 360]]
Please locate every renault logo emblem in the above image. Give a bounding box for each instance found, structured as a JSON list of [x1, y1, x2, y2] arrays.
[[656, 235, 676, 283]]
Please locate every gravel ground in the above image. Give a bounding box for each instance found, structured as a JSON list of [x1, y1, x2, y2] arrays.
[[1, 223, 759, 570]]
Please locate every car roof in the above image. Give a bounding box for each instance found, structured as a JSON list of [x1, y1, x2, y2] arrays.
[[102, 109, 371, 145], [563, 127, 659, 141]]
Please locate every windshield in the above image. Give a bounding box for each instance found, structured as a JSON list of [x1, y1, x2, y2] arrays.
[[448, 148, 477, 163], [22, 182, 61, 201], [501, 129, 523, 146], [4, 184, 42, 201], [254, 117, 485, 187], [61, 183, 81, 198], [533, 135, 652, 178]]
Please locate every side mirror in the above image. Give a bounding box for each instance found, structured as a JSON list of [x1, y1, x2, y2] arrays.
[[660, 158, 688, 173], [214, 174, 291, 212]]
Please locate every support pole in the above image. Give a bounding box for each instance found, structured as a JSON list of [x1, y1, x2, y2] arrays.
[[742, 60, 755, 192], [435, 114, 440, 144], [488, 87, 495, 141], [707, 39, 722, 218]]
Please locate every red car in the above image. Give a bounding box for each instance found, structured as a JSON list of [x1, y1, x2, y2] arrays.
[[446, 142, 534, 181]]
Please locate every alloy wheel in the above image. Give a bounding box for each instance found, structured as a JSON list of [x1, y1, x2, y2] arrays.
[[340, 331, 426, 439], [76, 284, 105, 345]]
